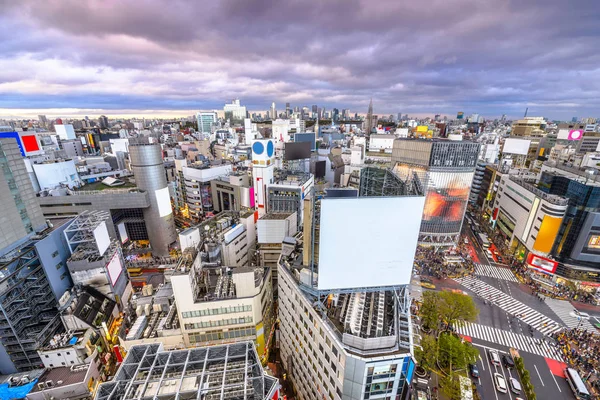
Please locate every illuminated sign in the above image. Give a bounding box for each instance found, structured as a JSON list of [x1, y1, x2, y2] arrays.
[[588, 235, 600, 249], [416, 125, 428, 133], [568, 129, 583, 140], [527, 253, 558, 274]]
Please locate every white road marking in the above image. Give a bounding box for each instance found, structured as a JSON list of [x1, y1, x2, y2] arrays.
[[534, 364, 545, 386]]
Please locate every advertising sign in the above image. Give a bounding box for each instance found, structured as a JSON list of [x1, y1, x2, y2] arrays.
[[568, 129, 584, 140], [421, 171, 473, 234], [527, 253, 558, 274], [457, 112, 464, 119]]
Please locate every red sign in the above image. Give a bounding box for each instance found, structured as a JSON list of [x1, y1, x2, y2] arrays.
[[527, 253, 558, 274], [21, 135, 40, 152], [492, 207, 499, 220]]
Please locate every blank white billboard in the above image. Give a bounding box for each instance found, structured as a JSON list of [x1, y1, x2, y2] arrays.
[[502, 138, 530, 155], [93, 221, 110, 256], [106, 252, 123, 286], [317, 196, 425, 290], [155, 187, 172, 217], [117, 222, 129, 244]]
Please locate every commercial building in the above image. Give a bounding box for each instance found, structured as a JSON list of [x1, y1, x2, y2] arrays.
[[368, 134, 395, 153], [129, 143, 177, 256], [511, 117, 547, 137], [267, 170, 314, 227], [537, 163, 600, 283], [492, 176, 568, 259], [94, 342, 279, 400], [392, 138, 480, 246], [171, 262, 274, 357], [196, 111, 218, 134], [0, 218, 74, 374], [176, 159, 233, 221], [224, 99, 247, 121], [31, 158, 82, 191], [0, 138, 48, 251], [210, 173, 254, 213], [469, 162, 486, 204]]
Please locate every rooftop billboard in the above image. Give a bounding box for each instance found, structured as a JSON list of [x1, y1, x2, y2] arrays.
[[317, 196, 425, 290]]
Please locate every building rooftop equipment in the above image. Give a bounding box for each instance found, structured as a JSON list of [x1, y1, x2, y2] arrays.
[[94, 342, 279, 400]]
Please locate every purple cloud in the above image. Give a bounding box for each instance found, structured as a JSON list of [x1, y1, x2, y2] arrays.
[[0, 0, 599, 119]]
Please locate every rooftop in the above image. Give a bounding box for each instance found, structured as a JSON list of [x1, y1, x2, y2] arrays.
[[278, 241, 412, 357], [75, 179, 137, 191], [190, 265, 268, 303], [30, 364, 89, 393], [94, 342, 278, 400], [259, 212, 293, 221], [272, 169, 312, 186], [508, 176, 570, 206]]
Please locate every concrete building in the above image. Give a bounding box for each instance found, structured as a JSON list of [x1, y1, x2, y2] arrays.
[[267, 170, 314, 228], [129, 143, 177, 256], [511, 117, 546, 137], [278, 243, 415, 400], [54, 124, 76, 140], [61, 139, 84, 158], [171, 263, 274, 356], [196, 111, 218, 134], [368, 134, 395, 153], [224, 99, 247, 121], [492, 175, 568, 259], [210, 172, 253, 213], [94, 342, 279, 400], [392, 138, 480, 246], [257, 212, 298, 270], [0, 138, 47, 251], [31, 158, 82, 190], [469, 162, 487, 204], [178, 161, 233, 220]]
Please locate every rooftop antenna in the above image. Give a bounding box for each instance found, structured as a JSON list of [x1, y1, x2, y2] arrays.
[[524, 107, 528, 118]]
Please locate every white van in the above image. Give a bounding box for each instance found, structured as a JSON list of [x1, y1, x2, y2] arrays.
[[509, 377, 522, 394]]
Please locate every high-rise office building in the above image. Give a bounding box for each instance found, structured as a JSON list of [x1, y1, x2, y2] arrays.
[[286, 102, 291, 117], [365, 98, 374, 134], [38, 115, 47, 129], [128, 142, 177, 256], [0, 138, 73, 374], [270, 102, 277, 120], [196, 111, 217, 134], [98, 115, 109, 129], [224, 99, 247, 121]]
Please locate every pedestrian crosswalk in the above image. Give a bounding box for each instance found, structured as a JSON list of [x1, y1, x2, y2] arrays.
[[456, 321, 565, 361], [544, 297, 597, 333], [454, 276, 563, 336], [474, 264, 519, 282]]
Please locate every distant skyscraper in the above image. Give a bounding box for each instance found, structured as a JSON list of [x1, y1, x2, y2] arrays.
[[365, 98, 374, 134], [38, 114, 47, 129], [196, 111, 217, 134], [270, 102, 277, 120], [572, 117, 578, 123], [285, 102, 291, 117], [397, 113, 402, 122], [332, 108, 340, 123], [98, 115, 109, 129]]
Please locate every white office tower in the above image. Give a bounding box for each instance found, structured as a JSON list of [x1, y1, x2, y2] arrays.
[[278, 187, 425, 400], [244, 118, 258, 143], [251, 139, 275, 214]]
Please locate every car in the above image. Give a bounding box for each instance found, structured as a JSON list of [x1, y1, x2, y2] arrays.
[[486, 249, 494, 259], [509, 377, 522, 394], [497, 255, 504, 263], [469, 364, 479, 378], [494, 373, 507, 393], [419, 278, 436, 289], [464, 238, 469, 244], [570, 310, 591, 320], [488, 349, 501, 366], [502, 354, 515, 368]]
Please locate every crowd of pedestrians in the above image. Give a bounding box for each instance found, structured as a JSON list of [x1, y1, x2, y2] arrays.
[[553, 329, 600, 390], [414, 247, 475, 279]]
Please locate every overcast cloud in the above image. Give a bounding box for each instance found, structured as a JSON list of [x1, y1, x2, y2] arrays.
[[1, 0, 599, 119]]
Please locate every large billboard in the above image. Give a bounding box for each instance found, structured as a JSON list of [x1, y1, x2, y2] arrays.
[[284, 142, 311, 160], [317, 196, 425, 290], [421, 171, 473, 234], [527, 253, 558, 274], [502, 138, 531, 155], [533, 215, 562, 254], [558, 129, 584, 141], [155, 187, 172, 217], [106, 252, 124, 286], [93, 221, 110, 256]]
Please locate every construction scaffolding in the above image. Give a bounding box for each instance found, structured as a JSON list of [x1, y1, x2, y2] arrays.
[[94, 342, 279, 400]]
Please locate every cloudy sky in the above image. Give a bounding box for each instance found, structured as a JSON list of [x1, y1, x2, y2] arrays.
[[1, 0, 599, 120]]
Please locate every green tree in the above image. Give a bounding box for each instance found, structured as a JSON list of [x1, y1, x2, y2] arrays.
[[438, 291, 479, 330], [420, 291, 441, 331], [415, 334, 438, 372], [440, 373, 462, 400], [437, 333, 479, 373]]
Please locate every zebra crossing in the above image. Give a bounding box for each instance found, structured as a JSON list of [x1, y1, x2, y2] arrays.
[[544, 297, 597, 333], [456, 321, 564, 361], [454, 276, 563, 336], [474, 263, 519, 282]]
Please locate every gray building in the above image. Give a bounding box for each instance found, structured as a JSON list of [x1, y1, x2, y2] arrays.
[[392, 138, 480, 246], [0, 138, 47, 252], [129, 143, 177, 256]]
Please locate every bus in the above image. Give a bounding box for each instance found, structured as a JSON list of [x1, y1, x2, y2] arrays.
[[477, 233, 490, 249], [565, 368, 591, 399]]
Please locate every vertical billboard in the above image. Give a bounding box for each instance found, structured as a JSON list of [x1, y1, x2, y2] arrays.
[[526, 253, 558, 274], [421, 171, 473, 234], [533, 215, 562, 254], [106, 252, 124, 286]]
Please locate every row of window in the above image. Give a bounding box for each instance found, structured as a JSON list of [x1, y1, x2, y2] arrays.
[[184, 316, 253, 330], [188, 326, 256, 344], [181, 305, 251, 318]]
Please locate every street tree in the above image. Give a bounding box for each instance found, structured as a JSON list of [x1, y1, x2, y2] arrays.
[[438, 291, 478, 330], [437, 333, 479, 374], [414, 334, 437, 372], [420, 291, 441, 331]]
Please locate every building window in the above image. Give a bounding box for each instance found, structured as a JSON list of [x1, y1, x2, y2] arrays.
[[55, 262, 62, 270], [51, 251, 59, 258]]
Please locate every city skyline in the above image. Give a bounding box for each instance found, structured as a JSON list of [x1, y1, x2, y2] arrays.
[[1, 0, 599, 120]]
